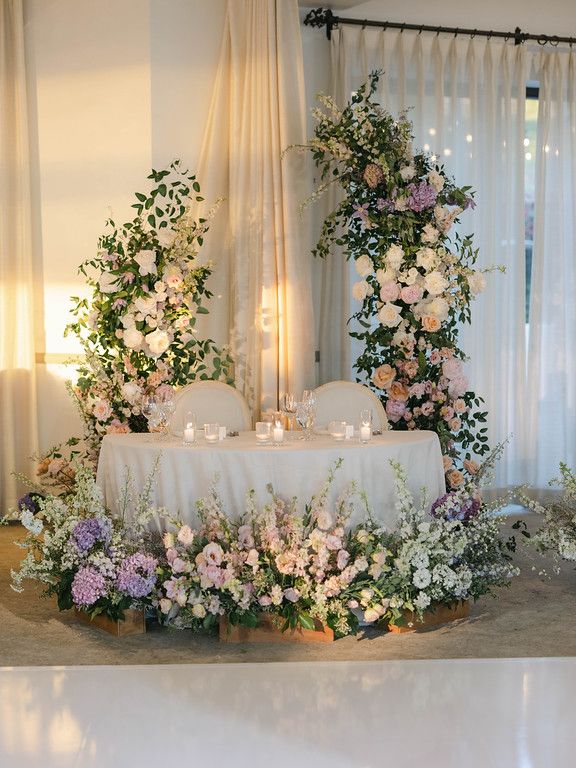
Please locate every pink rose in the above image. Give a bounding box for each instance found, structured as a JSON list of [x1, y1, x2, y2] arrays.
[[464, 459, 480, 475], [400, 284, 423, 304], [385, 398, 406, 423], [453, 398, 467, 413], [449, 417, 462, 431], [420, 401, 434, 416]]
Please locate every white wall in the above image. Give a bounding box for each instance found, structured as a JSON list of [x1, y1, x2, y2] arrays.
[[23, 0, 576, 452]]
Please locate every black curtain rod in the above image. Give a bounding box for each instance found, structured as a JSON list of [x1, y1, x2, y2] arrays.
[[303, 7, 576, 47]]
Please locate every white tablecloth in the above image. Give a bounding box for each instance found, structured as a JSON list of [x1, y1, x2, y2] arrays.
[[96, 430, 445, 531]]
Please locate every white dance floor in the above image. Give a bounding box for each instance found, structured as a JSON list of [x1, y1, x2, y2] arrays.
[[0, 657, 573, 767]]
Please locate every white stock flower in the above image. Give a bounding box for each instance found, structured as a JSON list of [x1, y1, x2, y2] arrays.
[[145, 328, 171, 356], [355, 254, 373, 277], [467, 271, 486, 295], [385, 244, 404, 270], [134, 249, 157, 276], [377, 302, 403, 328], [424, 271, 449, 296]]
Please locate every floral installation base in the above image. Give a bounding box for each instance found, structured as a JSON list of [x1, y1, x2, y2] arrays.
[[386, 600, 470, 634], [73, 607, 146, 637], [219, 614, 334, 644]]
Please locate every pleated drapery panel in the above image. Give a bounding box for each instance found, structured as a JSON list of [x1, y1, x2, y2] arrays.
[[325, 27, 530, 486], [0, 0, 39, 511], [527, 50, 576, 486], [197, 0, 315, 417]]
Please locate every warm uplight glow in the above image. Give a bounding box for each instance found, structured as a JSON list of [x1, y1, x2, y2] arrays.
[[544, 145, 550, 153], [423, 143, 430, 152], [44, 283, 90, 357], [466, 134, 473, 143], [443, 148, 452, 156], [428, 128, 436, 136]]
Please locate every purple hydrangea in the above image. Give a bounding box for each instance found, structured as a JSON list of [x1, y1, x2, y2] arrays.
[[72, 518, 111, 553], [431, 492, 481, 522], [116, 553, 158, 599], [71, 566, 107, 606], [407, 181, 438, 212]]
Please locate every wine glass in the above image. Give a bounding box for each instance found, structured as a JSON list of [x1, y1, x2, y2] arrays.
[[156, 389, 176, 437], [296, 400, 315, 441], [283, 393, 297, 434], [142, 395, 161, 434]]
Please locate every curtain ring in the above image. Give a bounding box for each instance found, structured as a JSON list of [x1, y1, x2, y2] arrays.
[[471, 29, 477, 39], [418, 26, 423, 35], [400, 23, 405, 34], [454, 28, 459, 38]]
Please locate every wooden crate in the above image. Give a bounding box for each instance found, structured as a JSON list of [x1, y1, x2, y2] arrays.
[[219, 613, 334, 644], [74, 607, 146, 637], [387, 600, 470, 634]]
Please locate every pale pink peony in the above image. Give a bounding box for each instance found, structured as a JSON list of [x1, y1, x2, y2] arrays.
[[400, 284, 423, 304], [379, 280, 400, 302], [385, 399, 406, 423]]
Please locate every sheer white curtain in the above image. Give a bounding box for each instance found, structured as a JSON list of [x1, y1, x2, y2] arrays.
[[323, 27, 529, 486], [527, 50, 576, 486], [196, 0, 315, 416], [0, 0, 38, 511]]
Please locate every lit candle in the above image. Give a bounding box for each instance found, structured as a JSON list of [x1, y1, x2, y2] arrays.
[[273, 425, 284, 443], [359, 424, 372, 443], [183, 427, 195, 444]]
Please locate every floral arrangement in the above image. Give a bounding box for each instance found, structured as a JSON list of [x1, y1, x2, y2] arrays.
[[11, 465, 159, 621], [299, 72, 500, 486], [372, 448, 518, 627], [62, 161, 233, 458], [518, 464, 576, 568], [155, 462, 386, 638]]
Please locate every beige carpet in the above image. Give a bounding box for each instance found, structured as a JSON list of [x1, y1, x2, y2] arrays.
[[2, 515, 575, 666]]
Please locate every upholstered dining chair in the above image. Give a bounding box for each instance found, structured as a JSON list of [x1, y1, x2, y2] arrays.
[[313, 380, 388, 432], [170, 381, 252, 433]]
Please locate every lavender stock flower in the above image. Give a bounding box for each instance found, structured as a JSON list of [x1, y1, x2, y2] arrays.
[[431, 491, 481, 522]]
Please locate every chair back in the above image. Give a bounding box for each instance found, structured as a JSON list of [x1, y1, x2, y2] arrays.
[[313, 380, 388, 431], [171, 381, 252, 433]]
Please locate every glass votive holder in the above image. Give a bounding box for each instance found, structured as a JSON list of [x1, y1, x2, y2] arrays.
[[329, 420, 347, 441], [183, 411, 196, 445], [359, 409, 372, 443], [255, 421, 272, 442], [204, 423, 220, 443], [272, 424, 284, 444]]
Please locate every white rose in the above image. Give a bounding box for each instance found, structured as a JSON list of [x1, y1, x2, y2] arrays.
[[399, 164, 416, 181], [121, 313, 136, 329], [424, 271, 449, 296], [352, 280, 374, 301], [385, 244, 404, 270], [427, 296, 449, 321], [377, 302, 403, 328], [421, 224, 439, 244], [134, 295, 157, 316], [121, 381, 142, 404], [428, 170, 445, 192], [468, 271, 486, 295], [376, 268, 396, 285], [177, 525, 195, 547], [134, 249, 157, 276], [192, 603, 206, 619], [98, 271, 119, 294], [416, 247, 439, 272], [355, 254, 373, 277], [123, 327, 144, 350], [156, 228, 175, 248], [401, 267, 420, 286], [146, 328, 171, 356]]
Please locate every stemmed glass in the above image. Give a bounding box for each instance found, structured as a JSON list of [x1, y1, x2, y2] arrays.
[[143, 390, 175, 439], [283, 393, 297, 433], [296, 392, 316, 441]]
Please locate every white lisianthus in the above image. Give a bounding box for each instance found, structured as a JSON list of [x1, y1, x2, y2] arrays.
[[378, 302, 403, 328], [385, 244, 404, 270], [121, 381, 142, 404], [399, 164, 416, 181], [145, 328, 171, 356], [416, 247, 439, 272], [467, 271, 486, 295], [123, 327, 144, 350], [98, 271, 119, 294], [352, 280, 374, 301], [424, 270, 449, 296], [134, 249, 157, 276], [134, 295, 158, 316], [355, 254, 373, 277], [428, 170, 445, 192], [421, 224, 439, 244]]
